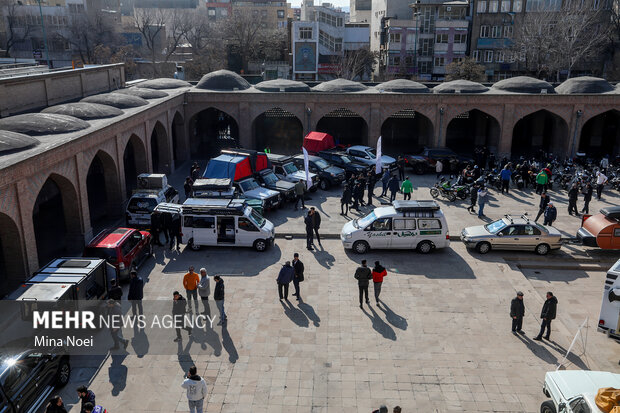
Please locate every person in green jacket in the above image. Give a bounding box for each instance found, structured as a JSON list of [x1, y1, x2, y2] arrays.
[[535, 170, 548, 195], [401, 176, 413, 200]]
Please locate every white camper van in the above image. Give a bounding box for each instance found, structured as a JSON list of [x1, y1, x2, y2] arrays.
[[598, 258, 620, 339]]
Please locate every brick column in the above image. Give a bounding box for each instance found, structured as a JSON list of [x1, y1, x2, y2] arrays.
[[238, 102, 251, 148], [76, 152, 93, 243], [16, 179, 39, 272], [115, 134, 128, 204], [368, 102, 382, 147], [498, 104, 514, 159], [566, 106, 584, 158]]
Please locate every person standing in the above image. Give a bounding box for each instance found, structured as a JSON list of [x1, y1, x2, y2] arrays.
[[127, 270, 144, 317], [354, 260, 372, 308], [397, 156, 405, 181], [535, 170, 548, 195], [169, 213, 182, 252], [341, 184, 352, 216], [534, 192, 550, 222], [534, 292, 558, 341], [380, 169, 390, 197], [596, 170, 608, 200], [172, 291, 192, 342], [543, 202, 557, 226], [150, 211, 165, 246], [277, 261, 294, 301], [510, 291, 525, 334], [357, 173, 367, 206], [371, 261, 387, 305], [292, 253, 304, 300], [310, 207, 321, 247], [183, 266, 200, 313], [367, 170, 376, 206], [108, 279, 122, 301], [436, 159, 443, 179], [467, 184, 478, 213], [600, 155, 609, 175], [76, 386, 96, 413], [477, 185, 488, 218], [213, 276, 227, 325], [294, 179, 305, 210], [388, 175, 399, 203], [197, 268, 210, 316], [568, 183, 580, 216], [106, 299, 128, 349], [184, 177, 193, 201], [181, 366, 208, 413], [581, 183, 593, 214], [353, 181, 364, 209], [304, 211, 314, 251], [400, 176, 413, 201], [45, 396, 67, 413], [500, 164, 512, 194]]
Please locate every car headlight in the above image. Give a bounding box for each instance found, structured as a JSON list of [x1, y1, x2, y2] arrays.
[[330, 173, 336, 177], [345, 233, 352, 239]]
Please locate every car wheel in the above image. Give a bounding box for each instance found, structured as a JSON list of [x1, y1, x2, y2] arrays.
[[320, 179, 330, 190], [254, 239, 267, 252], [189, 239, 201, 251], [540, 400, 556, 413], [55, 359, 71, 387], [476, 242, 491, 254], [414, 164, 425, 175], [430, 188, 440, 198], [535, 243, 550, 255], [417, 241, 433, 254], [447, 192, 457, 202], [352, 240, 369, 254]]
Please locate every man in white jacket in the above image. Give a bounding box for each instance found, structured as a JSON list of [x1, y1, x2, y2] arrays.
[[181, 366, 208, 413], [197, 268, 210, 316]]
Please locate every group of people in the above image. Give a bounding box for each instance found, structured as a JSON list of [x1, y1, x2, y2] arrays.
[[510, 291, 559, 341], [354, 260, 388, 308], [45, 386, 106, 413], [339, 170, 414, 217], [150, 209, 182, 251], [276, 253, 305, 300]]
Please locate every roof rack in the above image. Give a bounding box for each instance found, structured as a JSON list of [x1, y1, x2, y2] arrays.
[[504, 214, 514, 224], [393, 200, 440, 212], [520, 213, 530, 223]]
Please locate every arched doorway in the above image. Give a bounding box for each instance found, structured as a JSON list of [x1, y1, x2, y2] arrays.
[[579, 110, 620, 157], [151, 121, 171, 173], [189, 108, 239, 160], [172, 111, 184, 163], [316, 108, 368, 146], [86, 151, 122, 232], [446, 109, 500, 155], [512, 110, 569, 159], [381, 109, 434, 155], [0, 213, 26, 297], [253, 108, 303, 155], [33, 175, 82, 266], [123, 135, 148, 197]]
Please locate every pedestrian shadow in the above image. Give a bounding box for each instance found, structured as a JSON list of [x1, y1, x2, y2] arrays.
[[108, 354, 127, 396], [544, 340, 590, 370], [221, 323, 239, 363], [377, 302, 408, 330], [362, 306, 396, 341], [312, 249, 335, 270], [514, 333, 558, 364], [280, 299, 309, 328], [298, 300, 321, 327], [177, 339, 196, 373], [130, 327, 150, 358]]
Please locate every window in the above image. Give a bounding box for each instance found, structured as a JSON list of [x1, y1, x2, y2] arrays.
[[503, 25, 513, 38], [489, 0, 499, 11], [393, 219, 416, 230], [221, 8, 228, 16], [391, 56, 401, 66], [507, 52, 516, 62], [208, 7, 216, 15], [261, 10, 267, 18], [418, 219, 442, 229], [368, 217, 392, 231], [513, 0, 522, 11], [454, 33, 467, 43], [406, 33, 415, 44], [238, 217, 258, 232], [501, 0, 511, 10], [435, 33, 448, 43], [319, 30, 342, 52], [390, 33, 401, 43], [277, 9, 285, 18], [496, 51, 504, 62], [473, 50, 480, 62], [452, 56, 464, 64], [419, 61, 431, 73], [318, 11, 343, 27], [477, 0, 487, 12], [484, 50, 493, 62], [434, 56, 445, 67], [480, 25, 490, 38], [192, 217, 215, 229], [491, 25, 500, 38], [299, 27, 313, 39], [614, 228, 620, 237], [523, 225, 541, 236], [405, 56, 413, 65], [121, 236, 139, 256]]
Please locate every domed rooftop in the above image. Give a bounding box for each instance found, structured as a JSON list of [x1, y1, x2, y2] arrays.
[[138, 78, 190, 89], [42, 102, 123, 120], [0, 130, 40, 153], [195, 70, 251, 91], [555, 77, 614, 94], [433, 79, 488, 94], [312, 78, 368, 93], [0, 113, 90, 135], [114, 87, 169, 99], [254, 79, 310, 92], [81, 93, 148, 109], [491, 76, 555, 94], [374, 79, 429, 93]]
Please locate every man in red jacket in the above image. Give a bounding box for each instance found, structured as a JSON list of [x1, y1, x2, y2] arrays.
[[372, 261, 387, 305]]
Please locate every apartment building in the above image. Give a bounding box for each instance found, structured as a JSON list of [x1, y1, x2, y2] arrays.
[[232, 0, 292, 30]]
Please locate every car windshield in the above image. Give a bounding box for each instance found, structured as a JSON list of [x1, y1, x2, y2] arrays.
[[314, 159, 330, 169], [127, 198, 157, 213], [262, 171, 278, 185], [366, 148, 377, 157], [240, 179, 259, 191], [283, 163, 298, 174], [249, 208, 266, 228], [354, 211, 377, 229], [485, 219, 508, 233], [83, 247, 118, 262], [339, 155, 352, 164]]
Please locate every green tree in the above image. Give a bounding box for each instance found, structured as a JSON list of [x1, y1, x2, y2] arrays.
[[445, 57, 486, 82]]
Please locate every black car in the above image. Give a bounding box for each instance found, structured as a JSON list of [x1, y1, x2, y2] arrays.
[[317, 150, 370, 179], [255, 168, 296, 201], [405, 147, 475, 174], [292, 155, 346, 190], [0, 350, 70, 412]]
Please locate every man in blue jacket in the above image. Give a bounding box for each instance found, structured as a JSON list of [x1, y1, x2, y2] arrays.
[[500, 164, 512, 194], [277, 261, 294, 301], [127, 270, 144, 317]]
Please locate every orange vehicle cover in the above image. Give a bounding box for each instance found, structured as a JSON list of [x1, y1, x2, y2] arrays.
[[582, 214, 620, 249]]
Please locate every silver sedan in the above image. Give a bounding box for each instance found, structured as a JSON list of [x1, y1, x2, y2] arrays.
[[461, 218, 562, 255]]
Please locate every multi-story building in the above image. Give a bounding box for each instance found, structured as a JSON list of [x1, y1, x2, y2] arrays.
[[350, 0, 371, 23], [231, 0, 292, 30], [204, 0, 232, 22]]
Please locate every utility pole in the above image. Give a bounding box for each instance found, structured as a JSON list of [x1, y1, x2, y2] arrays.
[[409, 0, 421, 78], [36, 0, 51, 67]]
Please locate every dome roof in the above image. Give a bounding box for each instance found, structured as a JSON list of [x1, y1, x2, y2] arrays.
[[313, 78, 368, 92], [374, 79, 430, 93], [254, 79, 310, 92], [81, 93, 148, 109], [42, 102, 123, 120], [138, 78, 190, 89], [0, 113, 90, 135], [0, 130, 40, 153], [114, 87, 169, 99], [195, 70, 251, 91], [555, 77, 614, 94], [492, 76, 555, 94], [433, 79, 489, 94]]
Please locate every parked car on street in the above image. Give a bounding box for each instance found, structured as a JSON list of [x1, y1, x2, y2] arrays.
[[126, 179, 179, 227], [292, 154, 346, 190], [461, 214, 562, 255], [345, 145, 397, 172], [317, 150, 370, 179], [408, 147, 475, 174], [541, 370, 620, 413]]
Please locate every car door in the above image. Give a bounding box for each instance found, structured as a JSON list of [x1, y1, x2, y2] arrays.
[[237, 216, 260, 246], [519, 224, 542, 249], [190, 216, 216, 246], [497, 225, 521, 250], [1, 352, 43, 412], [364, 217, 392, 248], [392, 218, 417, 248]]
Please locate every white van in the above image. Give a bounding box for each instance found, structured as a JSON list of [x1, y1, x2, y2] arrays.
[[341, 200, 449, 254], [598, 258, 620, 339], [154, 198, 275, 252]]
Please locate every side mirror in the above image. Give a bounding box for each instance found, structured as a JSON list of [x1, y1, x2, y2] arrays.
[[497, 232, 503, 237], [365, 156, 371, 159], [558, 402, 566, 412]]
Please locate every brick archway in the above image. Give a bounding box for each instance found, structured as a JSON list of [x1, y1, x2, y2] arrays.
[[189, 107, 240, 159], [86, 150, 123, 229], [380, 109, 434, 155], [512, 109, 570, 158], [446, 109, 501, 155], [151, 121, 172, 174], [315, 107, 369, 146], [123, 134, 148, 197], [579, 109, 620, 157], [252, 107, 304, 154]]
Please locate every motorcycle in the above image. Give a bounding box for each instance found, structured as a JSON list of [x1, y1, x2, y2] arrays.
[[430, 177, 457, 202]]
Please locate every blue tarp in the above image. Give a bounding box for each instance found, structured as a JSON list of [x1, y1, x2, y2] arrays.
[[203, 154, 253, 181]]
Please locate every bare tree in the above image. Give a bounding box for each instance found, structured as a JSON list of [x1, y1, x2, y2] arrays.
[[0, 0, 33, 58], [509, 10, 557, 78], [331, 47, 377, 80], [224, 9, 266, 73], [445, 57, 486, 82], [60, 11, 119, 64]]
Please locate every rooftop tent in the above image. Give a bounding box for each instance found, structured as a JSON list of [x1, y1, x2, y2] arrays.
[[221, 148, 269, 172], [303, 132, 335, 154], [203, 154, 253, 182]]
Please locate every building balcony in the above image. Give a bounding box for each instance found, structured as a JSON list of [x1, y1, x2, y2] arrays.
[[434, 19, 469, 28], [476, 38, 512, 49]]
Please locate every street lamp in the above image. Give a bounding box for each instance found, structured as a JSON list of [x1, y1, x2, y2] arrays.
[[409, 0, 421, 77]]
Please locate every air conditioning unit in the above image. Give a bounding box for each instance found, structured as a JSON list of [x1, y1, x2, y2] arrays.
[[137, 173, 167, 190]]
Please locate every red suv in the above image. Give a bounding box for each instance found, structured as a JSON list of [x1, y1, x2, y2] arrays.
[[83, 228, 152, 280]]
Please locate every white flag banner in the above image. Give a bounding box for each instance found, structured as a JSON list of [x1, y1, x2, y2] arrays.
[[375, 136, 382, 175], [302, 147, 312, 190]]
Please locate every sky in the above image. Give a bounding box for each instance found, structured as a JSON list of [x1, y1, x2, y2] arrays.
[[288, 0, 350, 9]]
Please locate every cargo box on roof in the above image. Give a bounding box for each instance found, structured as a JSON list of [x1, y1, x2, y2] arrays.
[[204, 154, 253, 182]]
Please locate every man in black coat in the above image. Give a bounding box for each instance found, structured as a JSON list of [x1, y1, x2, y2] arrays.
[[568, 183, 580, 216], [534, 192, 550, 222], [304, 213, 314, 251], [150, 211, 164, 246], [310, 207, 321, 247], [108, 279, 122, 301], [127, 270, 144, 317], [366, 171, 376, 206], [169, 213, 182, 252], [354, 260, 372, 308], [172, 291, 192, 342], [510, 291, 525, 334], [292, 253, 304, 300], [534, 292, 558, 341]]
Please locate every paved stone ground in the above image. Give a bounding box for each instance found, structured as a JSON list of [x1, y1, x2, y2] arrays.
[[48, 162, 619, 413]]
